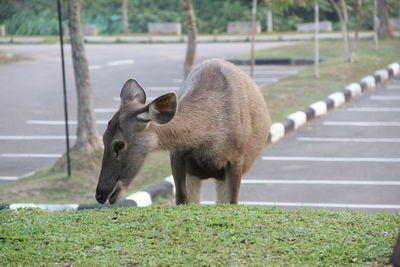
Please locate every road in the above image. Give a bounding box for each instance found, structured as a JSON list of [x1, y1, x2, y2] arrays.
[[0, 42, 303, 181], [202, 77, 400, 213]]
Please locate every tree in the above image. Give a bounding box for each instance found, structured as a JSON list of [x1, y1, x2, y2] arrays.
[[122, 0, 129, 33], [328, 0, 363, 63], [377, 0, 393, 37], [67, 0, 102, 154], [182, 0, 197, 79]]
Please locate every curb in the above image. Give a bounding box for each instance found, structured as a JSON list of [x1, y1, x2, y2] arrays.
[[227, 58, 327, 66], [1, 61, 399, 211], [269, 61, 400, 143]]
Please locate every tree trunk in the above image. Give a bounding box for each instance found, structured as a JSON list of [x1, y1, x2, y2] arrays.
[[122, 0, 129, 34], [67, 0, 102, 154], [373, 0, 379, 50], [377, 0, 393, 38], [329, 0, 350, 62], [250, 0, 257, 79], [349, 0, 363, 62], [314, 0, 320, 78], [182, 0, 197, 79], [264, 0, 273, 33]]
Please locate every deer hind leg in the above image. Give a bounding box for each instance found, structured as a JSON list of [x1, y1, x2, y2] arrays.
[[186, 174, 202, 204], [225, 160, 243, 204], [216, 179, 228, 204]]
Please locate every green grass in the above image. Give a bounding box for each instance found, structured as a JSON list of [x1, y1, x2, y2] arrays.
[[1, 206, 398, 266], [254, 39, 400, 122]]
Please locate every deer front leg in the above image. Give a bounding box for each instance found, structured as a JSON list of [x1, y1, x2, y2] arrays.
[[170, 152, 188, 205], [225, 160, 243, 204]]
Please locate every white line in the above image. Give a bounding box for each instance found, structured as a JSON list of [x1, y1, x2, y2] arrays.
[[297, 137, 400, 143], [94, 108, 117, 113], [107, 59, 135, 66], [172, 78, 183, 83], [370, 96, 400, 100], [253, 78, 279, 82], [26, 120, 108, 125], [113, 96, 156, 102], [0, 176, 18, 181], [201, 201, 400, 209], [241, 179, 400, 185], [244, 70, 299, 75], [261, 156, 400, 162], [89, 65, 101, 70], [0, 153, 62, 158], [147, 87, 178, 91], [0, 135, 77, 140], [346, 107, 400, 112], [387, 84, 400, 90], [323, 121, 400, 126]]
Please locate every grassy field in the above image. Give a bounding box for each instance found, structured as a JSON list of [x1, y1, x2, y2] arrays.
[[0, 39, 398, 205], [1, 206, 399, 266]]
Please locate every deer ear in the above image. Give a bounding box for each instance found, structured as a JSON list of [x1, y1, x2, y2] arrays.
[[137, 93, 177, 125], [120, 79, 146, 105]]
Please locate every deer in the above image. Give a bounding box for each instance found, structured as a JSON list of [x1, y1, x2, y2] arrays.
[[95, 58, 271, 205]]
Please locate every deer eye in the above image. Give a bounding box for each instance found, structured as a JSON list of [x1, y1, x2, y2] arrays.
[[113, 141, 125, 156]]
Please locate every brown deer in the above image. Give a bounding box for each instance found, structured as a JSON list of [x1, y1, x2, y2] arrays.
[[95, 59, 270, 205]]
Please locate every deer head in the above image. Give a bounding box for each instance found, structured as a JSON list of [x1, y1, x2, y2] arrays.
[[95, 79, 177, 204]]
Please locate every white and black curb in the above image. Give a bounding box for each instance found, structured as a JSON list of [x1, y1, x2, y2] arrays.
[[0, 176, 175, 211], [268, 61, 400, 144], [1, 62, 399, 211]]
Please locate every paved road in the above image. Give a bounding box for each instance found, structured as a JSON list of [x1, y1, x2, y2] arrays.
[[202, 77, 400, 213], [0, 42, 303, 181]]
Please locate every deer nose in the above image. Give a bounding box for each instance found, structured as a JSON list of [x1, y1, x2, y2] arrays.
[[95, 192, 107, 204]]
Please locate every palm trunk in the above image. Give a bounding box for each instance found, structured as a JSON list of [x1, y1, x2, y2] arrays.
[[329, 0, 350, 63], [67, 0, 102, 154], [122, 0, 129, 34], [349, 0, 363, 62], [182, 0, 197, 79]]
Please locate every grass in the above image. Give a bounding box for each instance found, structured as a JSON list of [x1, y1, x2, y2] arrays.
[[251, 39, 400, 122], [1, 206, 399, 266]]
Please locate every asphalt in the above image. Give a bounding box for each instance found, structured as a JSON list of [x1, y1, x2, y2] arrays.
[[0, 42, 303, 180], [202, 76, 400, 213]]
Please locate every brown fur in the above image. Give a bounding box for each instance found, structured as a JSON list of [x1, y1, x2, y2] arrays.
[[96, 59, 270, 205]]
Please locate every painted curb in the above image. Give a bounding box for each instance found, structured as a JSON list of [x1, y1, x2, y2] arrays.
[[1, 61, 399, 211], [268, 61, 400, 143], [0, 176, 175, 211]]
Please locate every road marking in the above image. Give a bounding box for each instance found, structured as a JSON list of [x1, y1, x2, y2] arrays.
[[241, 179, 400, 185], [89, 65, 101, 70], [27, 120, 108, 125], [107, 59, 135, 66], [201, 201, 400, 210], [94, 108, 117, 113], [370, 95, 400, 100], [261, 156, 400, 162], [253, 78, 279, 82], [297, 137, 400, 143], [113, 96, 156, 102], [0, 176, 18, 181], [387, 84, 400, 90], [323, 121, 400, 126], [346, 107, 400, 112], [244, 70, 299, 75], [0, 153, 62, 158], [0, 135, 77, 140], [147, 87, 178, 91], [172, 78, 183, 83]]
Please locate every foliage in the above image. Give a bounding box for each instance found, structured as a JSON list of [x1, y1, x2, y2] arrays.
[[1, 206, 399, 266], [1, 0, 399, 35]]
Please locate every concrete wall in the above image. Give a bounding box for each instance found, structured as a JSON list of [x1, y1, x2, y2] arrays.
[[297, 21, 332, 32], [227, 21, 261, 34], [65, 24, 98, 36], [390, 18, 400, 31], [148, 23, 182, 35], [0, 25, 5, 36]]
